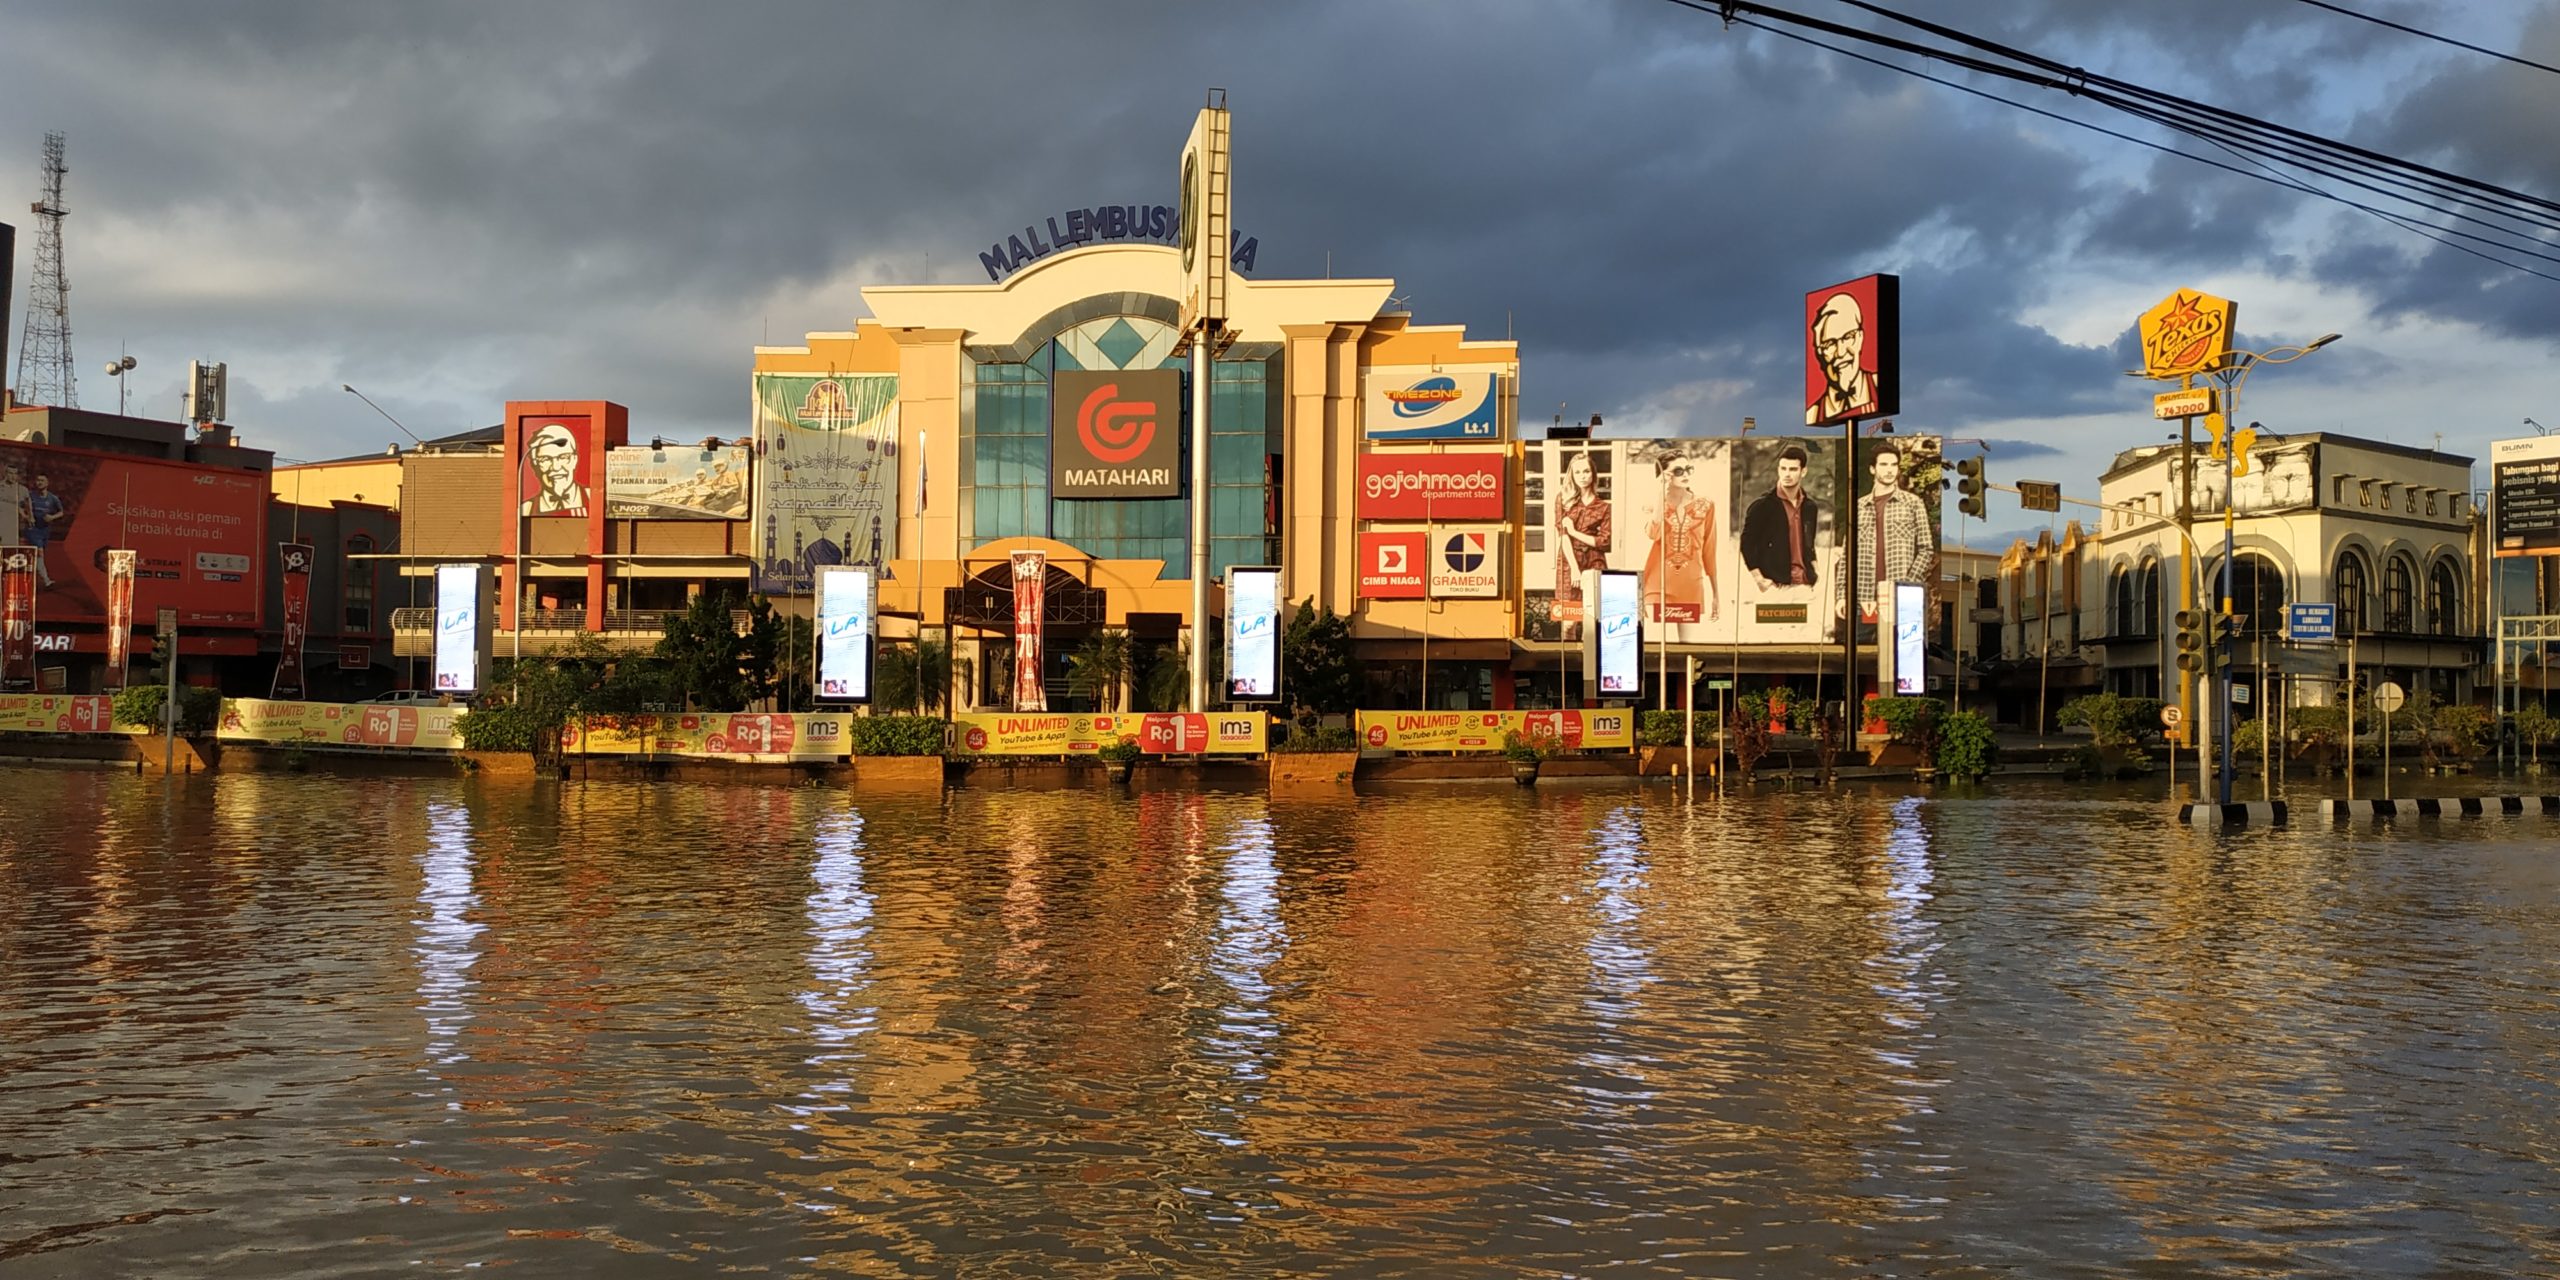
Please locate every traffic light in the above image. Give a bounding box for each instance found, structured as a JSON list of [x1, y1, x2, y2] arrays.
[[2174, 608, 2208, 673], [1956, 456, 1987, 518], [2211, 612, 2246, 645]]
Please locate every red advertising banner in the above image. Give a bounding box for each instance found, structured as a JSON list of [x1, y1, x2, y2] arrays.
[[273, 542, 313, 700], [0, 441, 266, 626], [1011, 551, 1048, 711], [1356, 454, 1506, 521], [1357, 531, 1427, 599], [1, 546, 34, 693], [104, 549, 135, 689]]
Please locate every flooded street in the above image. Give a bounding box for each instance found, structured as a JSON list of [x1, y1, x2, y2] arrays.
[[2, 769, 2555, 1276]]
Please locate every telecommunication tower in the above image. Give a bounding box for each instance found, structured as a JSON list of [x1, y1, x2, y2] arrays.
[[14, 132, 75, 408]]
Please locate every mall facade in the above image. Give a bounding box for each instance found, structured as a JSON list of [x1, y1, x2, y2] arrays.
[[380, 240, 1971, 714]]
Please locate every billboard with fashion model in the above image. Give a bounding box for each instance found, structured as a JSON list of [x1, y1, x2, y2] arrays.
[[1522, 434, 1943, 644], [752, 373, 900, 594]]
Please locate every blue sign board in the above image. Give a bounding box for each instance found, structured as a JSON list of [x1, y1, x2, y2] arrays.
[[2286, 602, 2338, 643]]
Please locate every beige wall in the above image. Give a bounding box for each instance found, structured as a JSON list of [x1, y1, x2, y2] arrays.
[[274, 458, 405, 510]]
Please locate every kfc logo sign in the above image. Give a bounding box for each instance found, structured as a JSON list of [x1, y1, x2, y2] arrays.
[[1358, 532, 1427, 599], [1052, 369, 1183, 498], [1356, 455, 1506, 521]]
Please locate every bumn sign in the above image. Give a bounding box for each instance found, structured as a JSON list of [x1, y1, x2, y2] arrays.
[[1051, 369, 1182, 499]]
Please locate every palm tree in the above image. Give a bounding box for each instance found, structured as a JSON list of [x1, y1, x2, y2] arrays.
[[1066, 627, 1132, 712]]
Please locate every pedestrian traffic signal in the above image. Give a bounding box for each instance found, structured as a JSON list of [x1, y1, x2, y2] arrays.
[[1956, 456, 1987, 518], [2212, 612, 2247, 645], [2174, 608, 2207, 672]]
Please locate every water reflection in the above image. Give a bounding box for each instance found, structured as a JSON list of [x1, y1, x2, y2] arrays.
[[1206, 815, 1287, 1089], [798, 808, 876, 1074], [3, 773, 2558, 1277], [411, 799, 483, 1075]]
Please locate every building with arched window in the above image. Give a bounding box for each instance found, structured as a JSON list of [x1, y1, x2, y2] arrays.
[[1996, 432, 2481, 738]]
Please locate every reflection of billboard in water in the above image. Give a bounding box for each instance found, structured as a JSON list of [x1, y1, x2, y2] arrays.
[[1522, 435, 1942, 644], [605, 445, 751, 520]]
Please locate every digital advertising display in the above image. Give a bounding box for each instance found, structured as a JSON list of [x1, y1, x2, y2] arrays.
[[816, 564, 875, 702], [1225, 565, 1281, 703], [432, 564, 486, 695], [2492, 435, 2560, 557], [1596, 569, 1642, 698], [1894, 581, 1927, 695]]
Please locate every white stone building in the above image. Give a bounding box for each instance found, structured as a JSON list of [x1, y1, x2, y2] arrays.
[[1994, 432, 2481, 727]]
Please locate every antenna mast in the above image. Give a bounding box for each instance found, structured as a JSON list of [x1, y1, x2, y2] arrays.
[[15, 132, 75, 408]]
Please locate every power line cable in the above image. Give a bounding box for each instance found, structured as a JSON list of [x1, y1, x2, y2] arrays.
[[2290, 0, 2560, 78], [1664, 0, 2560, 282]]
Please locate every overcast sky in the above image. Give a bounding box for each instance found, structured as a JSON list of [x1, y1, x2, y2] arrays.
[[2, 0, 2554, 542]]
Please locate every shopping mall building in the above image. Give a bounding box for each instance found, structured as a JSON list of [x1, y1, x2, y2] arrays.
[[379, 235, 1986, 714]]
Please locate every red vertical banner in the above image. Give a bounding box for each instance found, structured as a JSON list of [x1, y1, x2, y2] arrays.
[[1010, 550, 1047, 712], [272, 543, 314, 700], [0, 546, 34, 694], [104, 549, 136, 689]]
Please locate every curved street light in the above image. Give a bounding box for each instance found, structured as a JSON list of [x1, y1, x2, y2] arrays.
[[2203, 334, 2341, 807]]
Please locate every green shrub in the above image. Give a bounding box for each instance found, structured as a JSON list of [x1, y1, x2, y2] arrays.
[[845, 715, 948, 757], [113, 684, 220, 734], [1095, 735, 1146, 764], [1639, 709, 1718, 747], [456, 701, 546, 753], [1273, 723, 1358, 753], [2058, 693, 2165, 749], [1868, 696, 1944, 754], [1500, 730, 1547, 763], [1935, 710, 1997, 780]]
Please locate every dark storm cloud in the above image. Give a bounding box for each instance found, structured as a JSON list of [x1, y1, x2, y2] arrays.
[[0, 0, 2552, 462]]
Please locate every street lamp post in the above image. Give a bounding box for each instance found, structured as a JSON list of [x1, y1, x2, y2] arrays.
[[2205, 334, 2339, 807]]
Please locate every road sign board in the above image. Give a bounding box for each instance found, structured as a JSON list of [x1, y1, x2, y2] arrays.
[[2274, 649, 2334, 677], [1706, 678, 1734, 691], [2286, 602, 2337, 643], [2160, 704, 2183, 729], [2232, 684, 2252, 706], [2374, 681, 2406, 714]]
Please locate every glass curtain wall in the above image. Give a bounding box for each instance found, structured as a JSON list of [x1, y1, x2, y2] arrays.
[[965, 307, 1277, 578]]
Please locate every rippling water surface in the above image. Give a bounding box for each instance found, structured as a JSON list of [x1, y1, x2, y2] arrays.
[[2, 768, 2555, 1277]]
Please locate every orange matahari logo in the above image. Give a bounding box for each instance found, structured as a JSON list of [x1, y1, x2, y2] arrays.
[[2138, 288, 2237, 378]]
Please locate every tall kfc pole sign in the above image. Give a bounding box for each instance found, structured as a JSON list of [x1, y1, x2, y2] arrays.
[[272, 543, 314, 700], [1011, 551, 1048, 712], [104, 549, 137, 689], [1, 546, 34, 694]]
